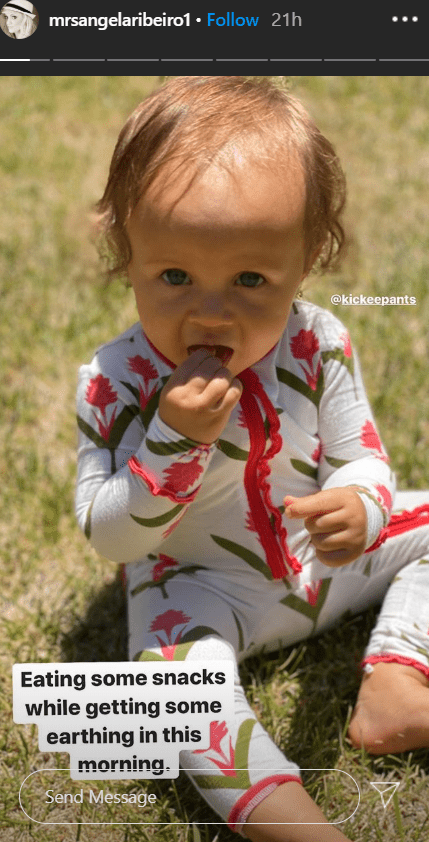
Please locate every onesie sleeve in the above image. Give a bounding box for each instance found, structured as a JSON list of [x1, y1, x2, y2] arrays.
[[75, 358, 216, 563], [315, 323, 395, 549]]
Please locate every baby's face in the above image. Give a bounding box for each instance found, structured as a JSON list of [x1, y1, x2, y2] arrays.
[[127, 152, 309, 376]]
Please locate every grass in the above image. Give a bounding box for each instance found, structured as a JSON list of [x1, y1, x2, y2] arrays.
[[1, 75, 429, 842]]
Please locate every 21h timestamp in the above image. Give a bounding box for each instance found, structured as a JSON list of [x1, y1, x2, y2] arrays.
[[272, 12, 302, 25]]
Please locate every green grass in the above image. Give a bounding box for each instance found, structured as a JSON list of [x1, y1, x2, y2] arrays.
[[1, 75, 429, 842]]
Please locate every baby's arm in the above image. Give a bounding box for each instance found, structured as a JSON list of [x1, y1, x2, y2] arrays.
[[285, 318, 395, 567], [76, 348, 241, 563]]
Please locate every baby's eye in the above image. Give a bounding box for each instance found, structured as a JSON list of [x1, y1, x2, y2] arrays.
[[162, 269, 191, 286], [235, 272, 265, 288]]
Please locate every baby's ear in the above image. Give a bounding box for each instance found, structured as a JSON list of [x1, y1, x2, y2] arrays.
[[303, 242, 323, 276]]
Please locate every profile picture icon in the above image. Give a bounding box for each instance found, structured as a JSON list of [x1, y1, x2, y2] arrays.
[[0, 0, 38, 39]]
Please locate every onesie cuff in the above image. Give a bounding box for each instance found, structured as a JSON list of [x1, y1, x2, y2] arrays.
[[362, 654, 429, 682], [228, 774, 302, 835], [354, 490, 385, 550], [147, 412, 216, 451], [128, 411, 216, 504]]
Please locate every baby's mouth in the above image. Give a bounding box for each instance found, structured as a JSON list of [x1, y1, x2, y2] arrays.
[[187, 344, 234, 366]]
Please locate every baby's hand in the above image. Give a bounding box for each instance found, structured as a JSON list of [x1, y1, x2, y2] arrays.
[[159, 348, 243, 444], [284, 487, 367, 567]]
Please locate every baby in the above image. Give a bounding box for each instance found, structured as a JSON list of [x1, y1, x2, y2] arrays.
[[76, 77, 429, 842]]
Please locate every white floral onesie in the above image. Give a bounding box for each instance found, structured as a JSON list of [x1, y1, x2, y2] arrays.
[[76, 300, 429, 832]]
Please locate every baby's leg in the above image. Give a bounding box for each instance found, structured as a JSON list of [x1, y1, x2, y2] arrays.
[[348, 490, 429, 753], [127, 568, 351, 841]]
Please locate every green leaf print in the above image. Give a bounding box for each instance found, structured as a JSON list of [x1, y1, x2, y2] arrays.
[[130, 564, 208, 598], [276, 366, 324, 407], [211, 535, 274, 580], [216, 439, 249, 461], [108, 405, 141, 448], [120, 379, 170, 431], [233, 718, 256, 787], [178, 625, 220, 645], [321, 348, 354, 377], [192, 719, 255, 790], [324, 456, 350, 469], [290, 459, 318, 480], [77, 404, 140, 450], [84, 499, 94, 540], [133, 650, 166, 662], [232, 611, 245, 653], [264, 412, 282, 439], [119, 380, 140, 404], [131, 503, 184, 528], [280, 578, 331, 632], [140, 379, 170, 429], [77, 415, 109, 449], [146, 437, 200, 456], [400, 632, 429, 661]]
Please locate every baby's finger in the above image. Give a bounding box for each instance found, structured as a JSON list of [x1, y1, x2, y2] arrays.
[[216, 376, 243, 410], [310, 530, 346, 551], [198, 366, 237, 405], [202, 372, 243, 412], [313, 547, 358, 567], [304, 510, 347, 535], [172, 348, 218, 385], [284, 491, 342, 520], [184, 354, 229, 393]]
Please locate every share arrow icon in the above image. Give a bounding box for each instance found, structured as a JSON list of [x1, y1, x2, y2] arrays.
[[369, 781, 401, 809]]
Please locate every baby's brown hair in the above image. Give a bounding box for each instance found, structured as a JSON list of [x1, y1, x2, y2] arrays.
[[97, 76, 346, 279]]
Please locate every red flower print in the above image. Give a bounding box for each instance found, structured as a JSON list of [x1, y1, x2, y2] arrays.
[[152, 555, 178, 581], [150, 608, 191, 636], [94, 412, 117, 441], [360, 420, 381, 450], [162, 455, 204, 494], [194, 720, 236, 777], [374, 484, 392, 513], [128, 355, 158, 383], [128, 356, 158, 411], [305, 581, 322, 607], [290, 329, 319, 363], [86, 375, 118, 441], [360, 420, 388, 462], [339, 332, 352, 358], [237, 407, 248, 429], [290, 329, 321, 390], [311, 440, 323, 463], [149, 609, 191, 660], [86, 374, 117, 415], [138, 383, 158, 411], [162, 508, 188, 539]]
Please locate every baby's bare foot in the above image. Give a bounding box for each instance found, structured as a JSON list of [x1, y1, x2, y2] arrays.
[[348, 662, 429, 754]]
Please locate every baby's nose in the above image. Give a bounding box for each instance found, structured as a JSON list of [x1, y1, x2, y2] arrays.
[[188, 296, 233, 326]]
